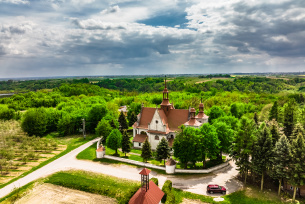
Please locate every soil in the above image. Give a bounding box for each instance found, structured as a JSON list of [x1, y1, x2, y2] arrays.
[[181, 198, 208, 204], [14, 183, 117, 204]]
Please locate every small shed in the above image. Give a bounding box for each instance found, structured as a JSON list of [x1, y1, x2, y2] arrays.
[[165, 158, 176, 174]]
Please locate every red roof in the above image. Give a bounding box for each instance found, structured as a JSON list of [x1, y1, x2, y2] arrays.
[[129, 181, 164, 204], [166, 158, 176, 166], [139, 168, 151, 175], [184, 118, 201, 126], [196, 112, 209, 119], [134, 107, 189, 132], [133, 134, 148, 143], [96, 146, 105, 152]]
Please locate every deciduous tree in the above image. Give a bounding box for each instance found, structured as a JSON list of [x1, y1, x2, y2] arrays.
[[269, 101, 278, 121], [106, 129, 122, 155]]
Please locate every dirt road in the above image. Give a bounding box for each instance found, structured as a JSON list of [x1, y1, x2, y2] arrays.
[[0, 138, 242, 199]]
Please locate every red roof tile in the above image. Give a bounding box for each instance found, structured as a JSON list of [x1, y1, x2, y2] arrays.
[[129, 181, 164, 204], [167, 109, 189, 131], [166, 158, 176, 166], [96, 146, 105, 152], [196, 112, 209, 119], [185, 118, 202, 126], [133, 134, 148, 143], [139, 168, 151, 175], [147, 130, 167, 134], [138, 107, 156, 129]]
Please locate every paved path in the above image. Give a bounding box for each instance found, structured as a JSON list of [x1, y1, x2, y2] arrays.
[[0, 139, 242, 199]]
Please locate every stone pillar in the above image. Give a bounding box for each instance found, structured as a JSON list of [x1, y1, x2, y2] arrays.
[[165, 158, 176, 174], [96, 146, 106, 159]]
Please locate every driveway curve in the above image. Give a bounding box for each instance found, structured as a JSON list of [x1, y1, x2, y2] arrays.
[[0, 139, 242, 199]]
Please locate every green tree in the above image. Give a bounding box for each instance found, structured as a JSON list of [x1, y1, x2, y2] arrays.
[[213, 122, 234, 160], [290, 123, 305, 141], [289, 132, 305, 202], [21, 108, 48, 136], [268, 119, 281, 147], [128, 111, 138, 127], [253, 112, 258, 126], [156, 137, 171, 166], [106, 129, 122, 155], [87, 104, 107, 133], [95, 119, 112, 143], [141, 138, 152, 162], [214, 116, 239, 131], [198, 123, 220, 167], [252, 123, 273, 191], [173, 126, 198, 169], [208, 106, 226, 124], [121, 130, 131, 156], [273, 134, 291, 196], [231, 117, 257, 184], [269, 101, 278, 121], [118, 111, 128, 132], [284, 100, 296, 139]]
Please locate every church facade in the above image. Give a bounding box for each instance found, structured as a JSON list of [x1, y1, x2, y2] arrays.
[[132, 79, 209, 150]]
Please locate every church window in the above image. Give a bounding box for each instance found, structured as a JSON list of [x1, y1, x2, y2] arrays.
[[156, 120, 158, 124], [139, 143, 141, 147], [155, 136, 159, 140]]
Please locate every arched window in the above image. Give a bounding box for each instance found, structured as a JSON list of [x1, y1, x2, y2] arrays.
[[155, 136, 159, 140], [155, 120, 158, 124]]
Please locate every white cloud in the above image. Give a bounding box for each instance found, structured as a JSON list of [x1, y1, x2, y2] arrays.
[[0, 0, 28, 4]]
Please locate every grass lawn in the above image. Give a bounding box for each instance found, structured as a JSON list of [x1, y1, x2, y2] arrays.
[[44, 170, 140, 204], [0, 135, 97, 189], [77, 143, 226, 170]]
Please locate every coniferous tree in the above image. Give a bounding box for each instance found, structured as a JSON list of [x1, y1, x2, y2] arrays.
[[253, 112, 258, 126], [128, 112, 138, 127], [106, 129, 122, 155], [290, 123, 305, 141], [118, 111, 128, 132], [268, 119, 281, 147], [290, 132, 305, 202], [284, 100, 296, 139], [141, 138, 152, 162], [121, 130, 131, 156], [252, 123, 273, 191], [156, 137, 171, 166], [273, 134, 291, 196], [269, 101, 278, 121], [231, 117, 256, 184]]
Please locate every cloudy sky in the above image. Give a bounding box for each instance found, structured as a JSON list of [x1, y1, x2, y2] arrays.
[[1, 0, 305, 77]]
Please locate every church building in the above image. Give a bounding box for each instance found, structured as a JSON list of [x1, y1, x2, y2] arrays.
[[132, 78, 209, 150]]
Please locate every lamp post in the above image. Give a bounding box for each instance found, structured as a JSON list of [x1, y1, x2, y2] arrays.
[[81, 118, 86, 139]]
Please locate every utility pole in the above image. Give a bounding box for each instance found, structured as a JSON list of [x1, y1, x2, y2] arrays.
[[81, 118, 86, 139]]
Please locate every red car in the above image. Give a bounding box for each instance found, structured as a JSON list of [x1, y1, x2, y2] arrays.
[[207, 184, 226, 194]]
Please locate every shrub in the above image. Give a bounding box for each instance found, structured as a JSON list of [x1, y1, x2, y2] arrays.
[[150, 177, 158, 186], [165, 192, 175, 204], [161, 180, 173, 203], [0, 107, 15, 120]]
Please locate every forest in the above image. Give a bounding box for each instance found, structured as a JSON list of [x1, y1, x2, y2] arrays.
[[0, 75, 305, 201]]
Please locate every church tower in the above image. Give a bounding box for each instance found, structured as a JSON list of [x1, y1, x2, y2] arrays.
[[160, 76, 173, 115]]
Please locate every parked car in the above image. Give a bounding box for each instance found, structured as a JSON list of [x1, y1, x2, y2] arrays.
[[207, 184, 226, 194]]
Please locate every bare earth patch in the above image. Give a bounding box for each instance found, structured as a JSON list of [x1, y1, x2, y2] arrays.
[[181, 198, 208, 204], [14, 183, 117, 204]]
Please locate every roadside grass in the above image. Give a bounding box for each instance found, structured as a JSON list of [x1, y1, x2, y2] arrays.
[[173, 185, 286, 204], [0, 135, 96, 189], [44, 170, 140, 204], [0, 181, 37, 203]]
